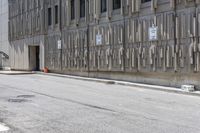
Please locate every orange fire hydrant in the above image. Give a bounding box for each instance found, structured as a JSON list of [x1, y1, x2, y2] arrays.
[[44, 67, 48, 73]]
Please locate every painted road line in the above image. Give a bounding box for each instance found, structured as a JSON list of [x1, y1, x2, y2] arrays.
[[0, 123, 9, 132]]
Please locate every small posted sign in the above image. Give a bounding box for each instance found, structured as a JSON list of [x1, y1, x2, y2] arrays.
[[149, 25, 158, 41], [96, 34, 102, 45], [57, 40, 62, 50]]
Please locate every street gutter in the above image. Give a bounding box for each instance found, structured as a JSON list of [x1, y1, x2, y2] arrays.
[[35, 72, 200, 97]]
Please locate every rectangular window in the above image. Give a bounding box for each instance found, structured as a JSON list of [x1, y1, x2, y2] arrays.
[[113, 0, 121, 10], [101, 0, 107, 13], [80, 0, 85, 18], [55, 5, 59, 24], [48, 8, 52, 26], [71, 0, 75, 20], [142, 0, 151, 3]]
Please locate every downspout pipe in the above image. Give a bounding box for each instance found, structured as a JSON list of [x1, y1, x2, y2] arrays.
[[173, 0, 177, 72], [122, 0, 126, 72], [86, 0, 90, 75], [194, 1, 198, 50], [59, 0, 63, 71], [194, 0, 199, 72]]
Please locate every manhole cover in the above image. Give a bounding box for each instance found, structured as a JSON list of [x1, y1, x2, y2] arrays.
[[17, 95, 35, 98], [8, 98, 29, 103]]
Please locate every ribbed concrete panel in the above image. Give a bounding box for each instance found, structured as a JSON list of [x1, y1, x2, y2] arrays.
[[0, 0, 10, 69], [8, 0, 200, 89]]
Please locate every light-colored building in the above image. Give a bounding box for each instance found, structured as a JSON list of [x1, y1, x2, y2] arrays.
[[8, 0, 45, 71], [8, 0, 200, 89], [0, 0, 10, 69]]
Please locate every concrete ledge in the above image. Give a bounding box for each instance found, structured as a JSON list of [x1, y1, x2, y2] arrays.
[[0, 67, 11, 71], [36, 72, 200, 97], [45, 70, 200, 90], [0, 70, 35, 75]]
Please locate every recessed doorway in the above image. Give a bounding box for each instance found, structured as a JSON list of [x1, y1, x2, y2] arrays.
[[29, 46, 40, 71]]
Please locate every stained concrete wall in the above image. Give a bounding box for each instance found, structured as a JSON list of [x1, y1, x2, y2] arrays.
[[10, 36, 45, 71], [8, 0, 45, 70], [8, 0, 200, 89], [0, 0, 10, 69]]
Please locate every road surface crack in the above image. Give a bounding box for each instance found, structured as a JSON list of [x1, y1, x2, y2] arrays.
[[2, 85, 116, 113]]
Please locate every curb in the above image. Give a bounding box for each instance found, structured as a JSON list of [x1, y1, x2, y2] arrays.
[[36, 72, 200, 97], [0, 71, 35, 75]]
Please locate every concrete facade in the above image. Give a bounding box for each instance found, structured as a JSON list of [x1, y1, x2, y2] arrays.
[[8, 0, 45, 70], [0, 0, 10, 69], [8, 0, 200, 89]]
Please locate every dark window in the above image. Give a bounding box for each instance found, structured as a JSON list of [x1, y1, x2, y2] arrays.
[[80, 0, 85, 18], [71, 0, 75, 20], [101, 0, 107, 13], [55, 5, 59, 24], [113, 0, 121, 10], [142, 0, 151, 3], [48, 8, 52, 26]]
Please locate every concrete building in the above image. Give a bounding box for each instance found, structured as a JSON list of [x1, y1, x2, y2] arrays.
[[8, 0, 45, 71], [8, 0, 200, 89], [0, 0, 10, 69]]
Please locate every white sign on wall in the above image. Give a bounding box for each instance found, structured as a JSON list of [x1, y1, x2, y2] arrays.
[[149, 26, 158, 41], [96, 34, 102, 45], [57, 40, 62, 50]]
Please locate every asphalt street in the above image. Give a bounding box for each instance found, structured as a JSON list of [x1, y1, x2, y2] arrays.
[[0, 74, 200, 133]]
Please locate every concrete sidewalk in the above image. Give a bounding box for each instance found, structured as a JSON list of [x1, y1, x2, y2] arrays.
[[36, 72, 200, 97], [1, 70, 200, 97]]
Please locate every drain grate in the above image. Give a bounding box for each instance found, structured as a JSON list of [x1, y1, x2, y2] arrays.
[[8, 98, 29, 103], [17, 95, 35, 98]]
